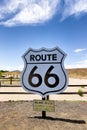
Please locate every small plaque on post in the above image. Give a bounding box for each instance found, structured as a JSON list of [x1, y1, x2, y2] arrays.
[[33, 100, 55, 112]]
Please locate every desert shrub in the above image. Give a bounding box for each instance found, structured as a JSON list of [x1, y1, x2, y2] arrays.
[[78, 89, 83, 97]]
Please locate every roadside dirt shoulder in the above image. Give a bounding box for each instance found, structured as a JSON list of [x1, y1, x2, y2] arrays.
[[0, 101, 87, 130]]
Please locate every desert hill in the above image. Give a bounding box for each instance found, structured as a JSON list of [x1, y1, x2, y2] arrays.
[[0, 68, 87, 79], [67, 68, 87, 79]]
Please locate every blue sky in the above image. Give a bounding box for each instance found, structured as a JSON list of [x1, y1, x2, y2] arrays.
[[0, 0, 87, 71]]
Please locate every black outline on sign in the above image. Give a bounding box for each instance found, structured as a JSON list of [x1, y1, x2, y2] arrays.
[[21, 47, 68, 96]]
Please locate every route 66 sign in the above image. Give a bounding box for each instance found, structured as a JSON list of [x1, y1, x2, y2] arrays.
[[21, 47, 68, 97]]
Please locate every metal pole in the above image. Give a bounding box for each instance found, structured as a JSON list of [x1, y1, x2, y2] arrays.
[[47, 95, 49, 100], [42, 97, 46, 118], [42, 95, 49, 118]]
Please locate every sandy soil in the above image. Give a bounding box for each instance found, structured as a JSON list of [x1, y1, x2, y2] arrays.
[[0, 101, 87, 130], [0, 78, 87, 101], [69, 78, 87, 85]]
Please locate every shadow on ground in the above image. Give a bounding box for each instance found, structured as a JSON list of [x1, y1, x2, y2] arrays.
[[29, 116, 86, 124]]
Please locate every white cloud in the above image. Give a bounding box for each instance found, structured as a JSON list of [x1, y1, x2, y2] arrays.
[[62, 0, 87, 20], [74, 48, 87, 53], [17, 65, 23, 71], [66, 60, 87, 69], [0, 0, 60, 26], [0, 0, 87, 26], [0, 64, 23, 71], [0, 65, 15, 71]]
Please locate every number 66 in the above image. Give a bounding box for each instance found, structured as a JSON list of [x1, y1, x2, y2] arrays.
[[28, 65, 59, 88]]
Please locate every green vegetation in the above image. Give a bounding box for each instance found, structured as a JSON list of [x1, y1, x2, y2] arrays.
[[78, 89, 83, 97], [0, 70, 4, 77], [0, 72, 2, 77], [0, 70, 8, 78], [81, 86, 85, 88]]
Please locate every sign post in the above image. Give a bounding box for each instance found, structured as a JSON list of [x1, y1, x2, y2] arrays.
[[42, 97, 46, 118], [21, 47, 68, 118], [42, 95, 49, 118]]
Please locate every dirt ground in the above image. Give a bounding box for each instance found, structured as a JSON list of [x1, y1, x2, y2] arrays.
[[0, 101, 87, 130]]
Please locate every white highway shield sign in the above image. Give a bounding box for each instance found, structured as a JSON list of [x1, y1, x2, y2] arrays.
[[21, 47, 68, 97]]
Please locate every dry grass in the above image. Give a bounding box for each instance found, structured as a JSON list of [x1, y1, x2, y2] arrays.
[[67, 68, 87, 79]]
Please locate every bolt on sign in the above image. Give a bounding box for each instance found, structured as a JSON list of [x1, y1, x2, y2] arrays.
[[21, 47, 68, 97]]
